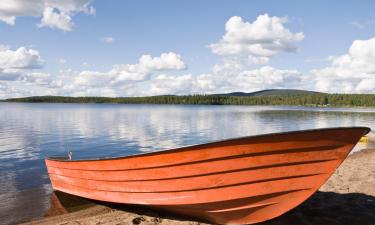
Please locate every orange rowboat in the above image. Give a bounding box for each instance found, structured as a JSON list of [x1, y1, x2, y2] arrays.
[[45, 127, 370, 224]]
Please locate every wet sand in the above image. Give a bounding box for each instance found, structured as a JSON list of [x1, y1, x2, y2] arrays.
[[21, 149, 375, 225]]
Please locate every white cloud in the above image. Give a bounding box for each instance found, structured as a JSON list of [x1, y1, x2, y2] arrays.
[[21, 72, 52, 86], [210, 14, 304, 64], [38, 7, 74, 31], [212, 60, 245, 77], [75, 70, 111, 87], [73, 52, 187, 88], [311, 37, 375, 93], [147, 64, 303, 96], [0, 52, 187, 98], [0, 0, 95, 31], [141, 53, 186, 70], [195, 66, 302, 94], [356, 79, 375, 92], [232, 66, 302, 91], [0, 1, 42, 25], [0, 46, 43, 69], [194, 74, 217, 92], [110, 52, 186, 83], [150, 74, 193, 95], [0, 46, 44, 80], [0, 47, 305, 97], [101, 37, 114, 44]]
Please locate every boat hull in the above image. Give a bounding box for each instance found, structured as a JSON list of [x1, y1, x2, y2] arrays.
[[45, 127, 370, 224]]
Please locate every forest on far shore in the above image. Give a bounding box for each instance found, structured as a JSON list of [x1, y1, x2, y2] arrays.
[[4, 92, 375, 107]]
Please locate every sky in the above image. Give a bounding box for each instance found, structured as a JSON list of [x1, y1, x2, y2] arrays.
[[1, 0, 375, 98]]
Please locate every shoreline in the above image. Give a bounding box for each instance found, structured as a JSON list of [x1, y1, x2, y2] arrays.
[[21, 148, 375, 225], [2, 101, 375, 109]]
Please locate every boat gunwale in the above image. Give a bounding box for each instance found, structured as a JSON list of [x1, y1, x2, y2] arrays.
[[45, 126, 370, 162], [46, 145, 343, 172]]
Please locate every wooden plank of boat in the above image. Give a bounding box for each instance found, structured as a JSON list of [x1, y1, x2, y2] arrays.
[[45, 127, 370, 225]]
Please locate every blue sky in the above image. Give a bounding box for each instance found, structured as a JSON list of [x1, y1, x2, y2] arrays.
[[1, 0, 375, 98]]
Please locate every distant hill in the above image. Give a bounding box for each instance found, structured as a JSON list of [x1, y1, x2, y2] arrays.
[[217, 89, 324, 97]]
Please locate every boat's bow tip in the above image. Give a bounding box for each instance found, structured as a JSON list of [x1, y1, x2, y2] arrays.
[[363, 126, 371, 135]]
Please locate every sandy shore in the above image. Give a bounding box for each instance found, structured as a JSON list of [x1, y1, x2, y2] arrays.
[[21, 149, 375, 225]]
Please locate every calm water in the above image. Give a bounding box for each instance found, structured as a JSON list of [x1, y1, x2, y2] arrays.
[[1, 103, 375, 224]]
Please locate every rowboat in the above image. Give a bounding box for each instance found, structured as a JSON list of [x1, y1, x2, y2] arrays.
[[45, 127, 370, 224]]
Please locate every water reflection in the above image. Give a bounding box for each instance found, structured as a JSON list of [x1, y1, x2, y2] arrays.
[[0, 103, 375, 224]]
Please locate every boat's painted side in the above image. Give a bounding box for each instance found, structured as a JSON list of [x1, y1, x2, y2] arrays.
[[45, 127, 370, 224]]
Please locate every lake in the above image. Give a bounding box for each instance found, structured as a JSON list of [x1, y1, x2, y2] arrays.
[[1, 102, 375, 224]]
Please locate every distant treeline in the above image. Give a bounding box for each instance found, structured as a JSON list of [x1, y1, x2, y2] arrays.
[[4, 94, 375, 107]]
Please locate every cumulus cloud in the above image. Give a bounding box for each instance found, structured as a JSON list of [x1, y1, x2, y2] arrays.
[[194, 66, 303, 94], [146, 63, 303, 96], [0, 46, 44, 80], [0, 0, 95, 31], [0, 47, 305, 97], [0, 52, 187, 98], [150, 74, 193, 95], [38, 7, 74, 31], [311, 37, 375, 93], [0, 65, 304, 98], [75, 70, 111, 87], [210, 14, 304, 64], [101, 37, 114, 44], [77, 52, 186, 87], [20, 72, 53, 86], [231, 66, 302, 92], [0, 46, 43, 69], [139, 53, 186, 70]]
